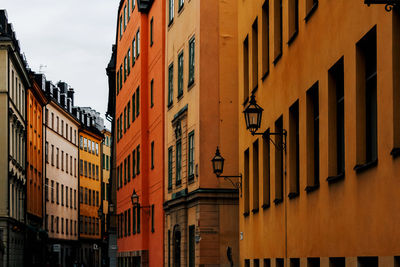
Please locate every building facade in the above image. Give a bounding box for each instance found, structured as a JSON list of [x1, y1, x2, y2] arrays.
[[238, 0, 400, 266], [0, 10, 30, 267], [163, 0, 239, 266], [76, 111, 103, 267], [44, 81, 80, 266], [26, 72, 47, 267], [113, 0, 165, 266], [101, 129, 112, 236]]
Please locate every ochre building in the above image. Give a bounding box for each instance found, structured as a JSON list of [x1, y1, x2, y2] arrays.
[[163, 0, 239, 266], [113, 0, 165, 266], [238, 0, 400, 266]]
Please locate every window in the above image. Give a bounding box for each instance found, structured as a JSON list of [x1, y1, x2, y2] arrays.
[[124, 158, 127, 185], [307, 258, 320, 267], [179, 0, 184, 10], [289, 101, 299, 198], [132, 38, 136, 66], [136, 87, 140, 116], [66, 186, 68, 207], [56, 148, 59, 168], [127, 101, 131, 127], [273, 0, 282, 64], [150, 79, 154, 107], [252, 140, 260, 212], [89, 162, 92, 178], [169, 0, 174, 24], [51, 145, 54, 165], [254, 259, 260, 267], [132, 0, 135, 11], [150, 18, 154, 46], [151, 205, 155, 233], [45, 142, 48, 163], [127, 155, 131, 182], [61, 185, 64, 206], [188, 131, 195, 179], [276, 259, 284, 267], [84, 138, 87, 151], [66, 219, 68, 235], [127, 0, 130, 20], [178, 51, 184, 98], [56, 182, 59, 204], [274, 116, 284, 203], [176, 140, 182, 185], [51, 180, 54, 203], [132, 93, 136, 122], [168, 146, 173, 189], [137, 205, 140, 233], [66, 153, 68, 173], [132, 207, 136, 234], [61, 151, 64, 171], [119, 16, 123, 39], [306, 83, 320, 190], [124, 107, 127, 132], [168, 64, 174, 107], [124, 56, 127, 81], [243, 36, 249, 102], [45, 178, 49, 201], [264, 259, 271, 267], [188, 225, 195, 267], [128, 209, 131, 235], [328, 58, 345, 180], [355, 27, 377, 171], [305, 0, 318, 21], [358, 257, 378, 267], [262, 130, 270, 208], [120, 65, 123, 90], [252, 19, 259, 90], [132, 149, 136, 178], [136, 29, 140, 58], [128, 50, 131, 74], [288, 0, 299, 44], [244, 149, 250, 215], [188, 37, 195, 86], [329, 258, 345, 267], [290, 258, 300, 267], [136, 145, 140, 175], [151, 141, 154, 169]]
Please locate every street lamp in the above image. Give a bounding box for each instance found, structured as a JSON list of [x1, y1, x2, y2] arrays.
[[97, 207, 104, 219], [131, 189, 151, 213], [364, 0, 398, 11], [211, 147, 242, 195], [243, 94, 287, 151]]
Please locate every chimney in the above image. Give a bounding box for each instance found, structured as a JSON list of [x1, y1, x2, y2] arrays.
[[52, 86, 59, 103], [57, 81, 68, 94], [67, 88, 75, 106], [67, 98, 72, 113], [60, 93, 66, 108]]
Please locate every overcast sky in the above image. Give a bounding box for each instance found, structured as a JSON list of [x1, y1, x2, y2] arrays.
[[2, 0, 118, 129]]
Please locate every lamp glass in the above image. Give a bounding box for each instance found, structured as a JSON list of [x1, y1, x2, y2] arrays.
[[211, 147, 225, 176], [131, 189, 139, 207], [243, 95, 263, 134]]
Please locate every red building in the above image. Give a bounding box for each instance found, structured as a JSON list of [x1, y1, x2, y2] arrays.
[[113, 0, 165, 266]]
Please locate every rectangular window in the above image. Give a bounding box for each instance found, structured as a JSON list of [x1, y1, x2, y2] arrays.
[[179, 0, 184, 10], [273, 0, 283, 64], [120, 65, 123, 89], [169, 0, 174, 24], [151, 141, 154, 169], [244, 148, 250, 215], [307, 258, 320, 267], [243, 36, 249, 102], [45, 142, 48, 163], [45, 178, 49, 201], [137, 205, 140, 233], [290, 258, 300, 267], [51, 180, 54, 203], [136, 87, 140, 116], [264, 259, 271, 267], [189, 37, 195, 86], [329, 258, 345, 267], [132, 0, 135, 11], [178, 51, 184, 98], [288, 0, 299, 43], [124, 107, 127, 132], [66, 186, 68, 207], [328, 58, 345, 180], [168, 64, 174, 107], [274, 116, 284, 203], [358, 257, 378, 267], [127, 155, 131, 182], [262, 130, 270, 208], [188, 131, 195, 179], [124, 56, 127, 81], [127, 49, 131, 75], [276, 259, 284, 267], [132, 93, 136, 122], [254, 259, 260, 267], [306, 83, 320, 190], [150, 18, 154, 46], [124, 5, 127, 29], [136, 145, 140, 175], [150, 79, 154, 107], [176, 140, 182, 185], [168, 230, 171, 267], [355, 27, 377, 171], [168, 146, 173, 189], [289, 101, 300, 198], [151, 204, 155, 233], [188, 225, 195, 267], [252, 140, 259, 212], [56, 148, 59, 168], [305, 0, 318, 21], [56, 182, 59, 204], [132, 149, 136, 178], [136, 29, 140, 58], [262, 1, 269, 77], [252, 19, 259, 90], [51, 145, 54, 165], [132, 38, 136, 65], [128, 209, 131, 235]]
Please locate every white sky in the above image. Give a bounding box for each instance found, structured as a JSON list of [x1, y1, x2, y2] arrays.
[[2, 0, 119, 129]]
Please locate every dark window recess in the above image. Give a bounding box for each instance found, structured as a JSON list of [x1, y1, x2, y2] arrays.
[[262, 1, 270, 78], [307, 258, 320, 267], [252, 18, 259, 91], [329, 257, 345, 267], [274, 116, 284, 204], [289, 101, 300, 198], [243, 36, 249, 103], [188, 225, 195, 267], [273, 0, 283, 64], [358, 257, 378, 267], [290, 258, 300, 267], [276, 258, 284, 267]]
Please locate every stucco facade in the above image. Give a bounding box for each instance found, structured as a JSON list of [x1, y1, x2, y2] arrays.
[[163, 0, 239, 266], [238, 0, 400, 266]]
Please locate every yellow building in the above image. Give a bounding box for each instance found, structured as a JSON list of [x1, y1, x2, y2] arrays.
[[239, 0, 400, 266], [77, 113, 103, 266]]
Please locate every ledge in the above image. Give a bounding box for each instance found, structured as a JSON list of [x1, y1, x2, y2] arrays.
[[288, 192, 299, 199], [354, 159, 378, 174], [305, 184, 319, 193], [326, 172, 344, 184]]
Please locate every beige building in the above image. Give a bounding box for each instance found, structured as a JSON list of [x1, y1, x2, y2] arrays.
[[44, 81, 80, 266], [0, 10, 30, 267], [101, 129, 111, 234], [163, 0, 239, 266]]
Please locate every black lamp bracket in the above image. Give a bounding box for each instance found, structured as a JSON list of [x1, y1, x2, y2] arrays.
[[216, 174, 242, 196], [252, 129, 287, 152], [365, 0, 398, 11]]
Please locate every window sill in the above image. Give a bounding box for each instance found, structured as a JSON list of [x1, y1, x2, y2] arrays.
[[251, 85, 258, 94], [177, 93, 184, 101], [326, 172, 344, 184], [262, 203, 270, 210], [391, 147, 400, 158], [188, 79, 195, 90], [243, 211, 250, 217], [178, 4, 184, 14], [261, 71, 269, 82], [305, 2, 318, 22], [273, 198, 283, 205], [168, 19, 174, 28], [288, 192, 299, 199], [305, 184, 319, 193], [167, 102, 173, 110], [287, 31, 298, 46], [273, 53, 282, 66], [354, 159, 378, 174], [251, 208, 259, 214]]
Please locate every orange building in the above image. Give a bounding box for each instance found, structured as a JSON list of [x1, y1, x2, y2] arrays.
[[113, 0, 165, 266], [77, 110, 104, 267], [26, 72, 47, 265]]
